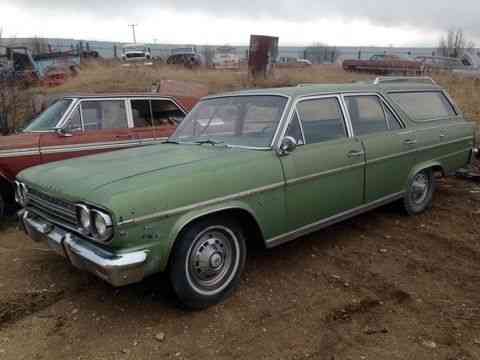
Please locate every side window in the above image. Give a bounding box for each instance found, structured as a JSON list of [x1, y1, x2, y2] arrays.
[[389, 92, 456, 121], [384, 105, 402, 130], [81, 100, 128, 131], [346, 96, 388, 136], [285, 112, 304, 145], [131, 100, 153, 128], [151, 100, 185, 126], [64, 106, 83, 132], [296, 98, 346, 144]]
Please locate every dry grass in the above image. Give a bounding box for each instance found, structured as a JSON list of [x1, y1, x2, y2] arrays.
[[39, 62, 480, 128]]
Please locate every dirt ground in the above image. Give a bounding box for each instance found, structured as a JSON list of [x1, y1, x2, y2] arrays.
[[0, 172, 479, 360]]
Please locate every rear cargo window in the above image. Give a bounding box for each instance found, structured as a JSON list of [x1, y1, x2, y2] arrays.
[[389, 91, 456, 121]]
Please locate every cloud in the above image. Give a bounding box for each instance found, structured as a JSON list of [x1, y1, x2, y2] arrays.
[[6, 0, 480, 43]]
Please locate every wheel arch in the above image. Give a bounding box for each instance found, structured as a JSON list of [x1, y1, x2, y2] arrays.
[[0, 170, 15, 204], [408, 161, 445, 184], [166, 202, 265, 268]]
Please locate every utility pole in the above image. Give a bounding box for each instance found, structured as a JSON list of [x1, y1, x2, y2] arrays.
[[128, 24, 138, 43]]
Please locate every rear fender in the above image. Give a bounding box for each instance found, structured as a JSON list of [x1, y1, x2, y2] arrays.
[[407, 161, 445, 184]]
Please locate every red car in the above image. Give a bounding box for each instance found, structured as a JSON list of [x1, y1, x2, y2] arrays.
[[343, 54, 423, 75], [0, 93, 199, 216]]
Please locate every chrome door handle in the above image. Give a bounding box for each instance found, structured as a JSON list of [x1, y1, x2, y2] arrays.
[[439, 133, 446, 139], [347, 150, 364, 158], [404, 139, 417, 145]]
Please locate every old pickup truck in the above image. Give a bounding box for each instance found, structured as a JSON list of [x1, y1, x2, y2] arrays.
[[0, 93, 198, 217], [17, 78, 477, 309]]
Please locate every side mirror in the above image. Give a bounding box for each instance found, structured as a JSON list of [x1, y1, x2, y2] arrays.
[[55, 128, 73, 137], [278, 136, 297, 156]]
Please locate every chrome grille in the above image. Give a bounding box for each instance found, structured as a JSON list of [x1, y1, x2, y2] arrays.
[[26, 188, 78, 228]]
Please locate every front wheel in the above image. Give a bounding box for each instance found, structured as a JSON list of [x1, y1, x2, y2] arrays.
[[169, 217, 247, 309], [403, 169, 435, 215]]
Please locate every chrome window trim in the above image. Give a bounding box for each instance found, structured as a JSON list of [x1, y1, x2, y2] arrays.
[[171, 93, 292, 150], [276, 94, 352, 149], [58, 98, 131, 130], [386, 90, 461, 122], [128, 97, 188, 129], [341, 92, 406, 136]]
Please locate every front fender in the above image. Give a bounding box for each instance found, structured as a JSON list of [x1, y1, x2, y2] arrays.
[[165, 200, 261, 263]]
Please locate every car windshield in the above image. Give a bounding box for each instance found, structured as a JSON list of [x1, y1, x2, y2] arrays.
[[169, 95, 287, 148], [23, 99, 73, 132]]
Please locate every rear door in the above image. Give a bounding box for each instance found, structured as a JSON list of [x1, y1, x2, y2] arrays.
[[280, 95, 365, 230], [343, 94, 416, 203], [40, 98, 139, 163]]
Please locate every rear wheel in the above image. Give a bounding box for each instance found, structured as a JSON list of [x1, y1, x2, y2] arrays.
[[403, 169, 435, 215], [169, 216, 247, 309]]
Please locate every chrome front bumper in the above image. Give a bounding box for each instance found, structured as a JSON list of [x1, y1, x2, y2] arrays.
[[19, 210, 148, 287]]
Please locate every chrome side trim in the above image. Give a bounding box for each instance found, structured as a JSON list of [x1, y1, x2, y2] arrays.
[[118, 181, 285, 226], [40, 139, 141, 155], [266, 191, 405, 248], [286, 162, 364, 186], [0, 148, 40, 158]]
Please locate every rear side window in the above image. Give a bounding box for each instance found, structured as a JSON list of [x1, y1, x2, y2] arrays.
[[345, 96, 388, 135], [296, 98, 346, 144], [389, 92, 456, 121]]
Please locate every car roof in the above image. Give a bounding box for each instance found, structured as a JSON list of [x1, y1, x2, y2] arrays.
[[62, 93, 181, 99], [206, 82, 443, 100]]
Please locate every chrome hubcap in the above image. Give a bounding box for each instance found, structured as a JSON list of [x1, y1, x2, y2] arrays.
[[411, 173, 429, 205], [188, 227, 238, 293]]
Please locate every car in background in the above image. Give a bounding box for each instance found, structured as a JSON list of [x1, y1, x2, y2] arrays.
[[212, 46, 240, 70], [0, 93, 199, 217], [167, 47, 204, 68], [343, 54, 422, 75], [17, 77, 477, 309], [121, 44, 152, 64]]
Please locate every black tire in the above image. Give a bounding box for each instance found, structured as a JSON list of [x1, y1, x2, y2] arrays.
[[169, 216, 247, 309], [403, 169, 435, 215]]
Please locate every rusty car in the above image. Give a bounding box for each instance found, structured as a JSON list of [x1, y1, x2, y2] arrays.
[[0, 92, 199, 217], [343, 54, 423, 75]]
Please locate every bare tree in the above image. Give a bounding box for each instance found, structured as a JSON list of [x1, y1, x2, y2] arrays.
[[438, 28, 475, 58]]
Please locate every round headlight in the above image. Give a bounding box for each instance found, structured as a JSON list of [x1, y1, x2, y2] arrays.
[[92, 210, 113, 241], [77, 205, 91, 231]]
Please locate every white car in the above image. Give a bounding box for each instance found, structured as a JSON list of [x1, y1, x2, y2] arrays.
[[121, 44, 152, 64]]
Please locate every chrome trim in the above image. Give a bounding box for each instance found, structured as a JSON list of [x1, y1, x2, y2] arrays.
[[118, 181, 285, 226], [342, 92, 406, 131], [276, 94, 351, 150], [21, 210, 148, 287], [266, 191, 405, 248], [374, 76, 437, 85], [91, 209, 114, 241], [286, 162, 364, 186], [0, 148, 40, 158], [40, 139, 141, 154], [386, 90, 461, 121]]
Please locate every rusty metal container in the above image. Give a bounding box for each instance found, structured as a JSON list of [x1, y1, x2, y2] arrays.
[[248, 35, 279, 78]]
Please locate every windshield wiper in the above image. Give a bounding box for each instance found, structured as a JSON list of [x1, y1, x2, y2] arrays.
[[194, 139, 225, 146]]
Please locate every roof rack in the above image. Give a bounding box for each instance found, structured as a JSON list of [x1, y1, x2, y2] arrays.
[[373, 76, 437, 85]]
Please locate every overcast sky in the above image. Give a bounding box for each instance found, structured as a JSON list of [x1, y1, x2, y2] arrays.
[[0, 0, 478, 47]]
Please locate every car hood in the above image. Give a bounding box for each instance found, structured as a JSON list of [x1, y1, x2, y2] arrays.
[[18, 143, 250, 201]]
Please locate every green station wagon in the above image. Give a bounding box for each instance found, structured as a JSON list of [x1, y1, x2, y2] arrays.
[[17, 77, 478, 308]]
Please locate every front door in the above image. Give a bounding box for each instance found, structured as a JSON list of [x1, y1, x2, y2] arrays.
[[40, 99, 140, 164], [343, 94, 416, 203], [280, 95, 365, 231]]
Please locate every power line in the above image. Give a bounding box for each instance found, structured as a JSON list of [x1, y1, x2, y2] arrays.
[[128, 24, 138, 43]]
